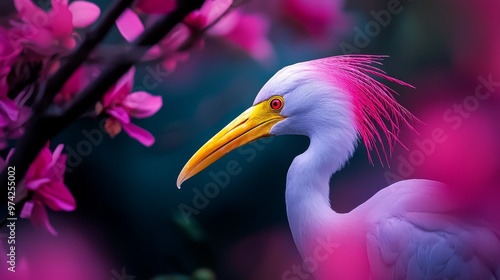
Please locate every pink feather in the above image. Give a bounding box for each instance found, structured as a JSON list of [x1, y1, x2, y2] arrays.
[[309, 55, 417, 165]]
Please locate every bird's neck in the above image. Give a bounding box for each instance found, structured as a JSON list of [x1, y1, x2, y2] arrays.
[[285, 133, 357, 257]]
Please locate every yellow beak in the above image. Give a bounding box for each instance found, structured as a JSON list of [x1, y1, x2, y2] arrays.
[[177, 99, 285, 188]]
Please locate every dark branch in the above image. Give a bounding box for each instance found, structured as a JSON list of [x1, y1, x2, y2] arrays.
[[34, 0, 135, 113], [0, 0, 206, 223]]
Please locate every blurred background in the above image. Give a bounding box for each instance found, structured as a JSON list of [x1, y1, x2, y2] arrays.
[[4, 0, 500, 279]]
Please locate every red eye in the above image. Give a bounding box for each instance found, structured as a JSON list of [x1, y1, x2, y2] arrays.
[[270, 98, 282, 110]]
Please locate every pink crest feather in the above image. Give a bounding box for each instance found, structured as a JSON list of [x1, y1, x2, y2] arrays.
[[309, 55, 417, 165]]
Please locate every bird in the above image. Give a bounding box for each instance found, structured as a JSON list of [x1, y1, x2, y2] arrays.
[[176, 55, 500, 280]]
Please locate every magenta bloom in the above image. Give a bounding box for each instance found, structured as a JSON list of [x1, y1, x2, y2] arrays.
[[208, 11, 274, 63], [12, 0, 101, 55], [185, 0, 274, 62], [54, 66, 97, 104], [0, 104, 22, 150], [19, 144, 75, 235], [0, 27, 23, 149], [100, 68, 162, 147], [281, 0, 346, 39], [0, 27, 22, 91], [136, 0, 176, 14], [116, 8, 193, 71], [183, 0, 233, 29], [115, 0, 273, 71], [0, 87, 20, 144]]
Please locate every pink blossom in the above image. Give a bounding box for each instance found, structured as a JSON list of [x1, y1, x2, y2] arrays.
[[0, 103, 29, 150], [16, 143, 75, 235], [185, 0, 275, 63], [0, 101, 21, 149], [116, 0, 274, 71], [54, 66, 97, 104], [0, 30, 28, 150], [156, 24, 194, 71], [208, 11, 275, 63], [0, 83, 20, 131], [281, 0, 345, 39], [184, 0, 233, 29], [0, 103, 30, 150], [136, 0, 176, 14], [12, 0, 101, 55], [99, 68, 162, 147], [116, 8, 194, 71], [0, 26, 22, 94]]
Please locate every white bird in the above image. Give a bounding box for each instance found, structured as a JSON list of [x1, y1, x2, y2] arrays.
[[177, 55, 500, 280]]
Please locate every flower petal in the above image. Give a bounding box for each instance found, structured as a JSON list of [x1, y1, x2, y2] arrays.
[[39, 181, 76, 212], [26, 178, 51, 191], [207, 11, 239, 36], [27, 28, 54, 50], [20, 200, 34, 218], [53, 0, 68, 7], [69, 1, 101, 28], [49, 4, 74, 38], [116, 8, 144, 42], [202, 0, 233, 27], [102, 68, 135, 107], [0, 97, 20, 121], [14, 0, 45, 24], [107, 107, 131, 124], [122, 122, 155, 147], [221, 13, 275, 63], [49, 144, 64, 168], [47, 153, 67, 181], [31, 201, 58, 235], [124, 91, 163, 118], [136, 0, 176, 14]]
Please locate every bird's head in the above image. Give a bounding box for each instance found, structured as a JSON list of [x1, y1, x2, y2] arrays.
[[177, 55, 415, 188]]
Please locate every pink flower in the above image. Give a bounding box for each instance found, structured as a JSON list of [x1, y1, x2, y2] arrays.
[[12, 0, 101, 55], [0, 26, 22, 94], [156, 24, 194, 71], [116, 8, 194, 71], [208, 11, 275, 63], [135, 0, 176, 14], [184, 0, 233, 29], [116, 0, 267, 71], [0, 100, 21, 150], [0, 100, 29, 150], [18, 143, 75, 235], [0, 81, 20, 132], [99, 68, 162, 147], [281, 0, 345, 39], [54, 66, 97, 104], [0, 29, 24, 149]]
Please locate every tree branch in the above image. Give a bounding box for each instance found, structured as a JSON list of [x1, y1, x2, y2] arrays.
[[34, 0, 135, 113], [0, 0, 206, 222]]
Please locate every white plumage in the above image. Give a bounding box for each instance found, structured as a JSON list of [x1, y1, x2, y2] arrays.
[[178, 55, 500, 279], [264, 57, 500, 279]]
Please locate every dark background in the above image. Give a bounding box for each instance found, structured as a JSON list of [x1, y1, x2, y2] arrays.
[[6, 0, 500, 279]]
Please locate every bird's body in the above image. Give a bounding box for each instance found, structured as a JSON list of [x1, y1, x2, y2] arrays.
[[178, 55, 500, 279], [287, 175, 500, 279]]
